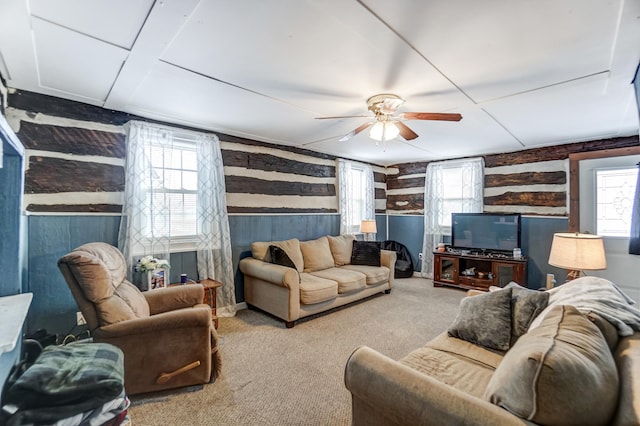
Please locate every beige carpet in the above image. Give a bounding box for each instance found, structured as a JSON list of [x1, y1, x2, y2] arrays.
[[128, 277, 465, 425]]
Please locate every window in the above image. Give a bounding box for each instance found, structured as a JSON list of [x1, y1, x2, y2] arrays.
[[439, 166, 469, 230], [337, 159, 375, 235], [147, 140, 198, 240], [596, 167, 638, 237]]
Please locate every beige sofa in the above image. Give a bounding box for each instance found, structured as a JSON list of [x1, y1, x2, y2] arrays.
[[239, 235, 397, 328], [345, 278, 640, 425]]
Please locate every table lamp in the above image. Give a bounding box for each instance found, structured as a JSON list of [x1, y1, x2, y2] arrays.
[[360, 219, 377, 242], [548, 232, 607, 280]]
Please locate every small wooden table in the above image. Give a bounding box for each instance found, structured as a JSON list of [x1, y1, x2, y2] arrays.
[[169, 279, 223, 329]]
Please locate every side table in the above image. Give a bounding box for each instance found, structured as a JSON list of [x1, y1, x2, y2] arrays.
[[169, 279, 223, 329]]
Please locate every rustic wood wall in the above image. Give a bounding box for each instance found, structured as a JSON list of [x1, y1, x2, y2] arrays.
[[386, 136, 640, 216], [5, 89, 387, 214]]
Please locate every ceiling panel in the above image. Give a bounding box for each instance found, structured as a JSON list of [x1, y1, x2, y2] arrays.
[[31, 18, 129, 102], [362, 0, 624, 103], [483, 73, 639, 146], [28, 0, 153, 49]]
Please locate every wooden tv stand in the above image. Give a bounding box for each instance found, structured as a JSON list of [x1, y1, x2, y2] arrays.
[[433, 251, 527, 291]]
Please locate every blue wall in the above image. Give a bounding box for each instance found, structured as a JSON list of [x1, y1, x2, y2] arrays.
[[386, 214, 569, 289], [24, 212, 567, 335]]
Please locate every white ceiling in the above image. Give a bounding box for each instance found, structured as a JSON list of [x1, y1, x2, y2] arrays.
[[0, 0, 639, 166]]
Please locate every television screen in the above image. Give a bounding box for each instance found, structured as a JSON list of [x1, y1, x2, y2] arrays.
[[451, 213, 521, 253]]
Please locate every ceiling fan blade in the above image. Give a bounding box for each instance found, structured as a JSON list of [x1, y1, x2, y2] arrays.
[[395, 121, 418, 140], [315, 115, 371, 120], [339, 122, 373, 142], [402, 112, 463, 121]]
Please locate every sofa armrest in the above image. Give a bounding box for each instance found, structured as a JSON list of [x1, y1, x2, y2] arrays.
[[239, 257, 300, 289], [612, 332, 640, 426], [380, 249, 397, 287], [144, 284, 205, 315], [93, 306, 212, 338], [345, 346, 530, 426]]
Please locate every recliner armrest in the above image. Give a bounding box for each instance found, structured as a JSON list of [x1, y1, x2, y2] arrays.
[[94, 306, 211, 338], [144, 284, 205, 315]]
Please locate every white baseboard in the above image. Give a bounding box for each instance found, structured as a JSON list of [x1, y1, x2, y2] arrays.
[[236, 302, 248, 310]]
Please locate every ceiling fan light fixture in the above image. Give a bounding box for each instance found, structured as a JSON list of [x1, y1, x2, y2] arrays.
[[369, 121, 399, 141]]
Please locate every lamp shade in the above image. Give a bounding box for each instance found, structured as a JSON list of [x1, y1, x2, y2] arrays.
[[548, 233, 607, 271], [369, 121, 400, 141], [360, 219, 377, 234]]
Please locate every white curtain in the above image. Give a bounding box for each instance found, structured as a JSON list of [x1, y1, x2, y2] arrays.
[[119, 122, 172, 275], [194, 132, 236, 316], [119, 121, 235, 315], [421, 157, 484, 278], [337, 159, 375, 236]]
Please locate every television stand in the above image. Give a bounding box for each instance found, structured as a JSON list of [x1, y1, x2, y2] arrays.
[[433, 251, 526, 291]]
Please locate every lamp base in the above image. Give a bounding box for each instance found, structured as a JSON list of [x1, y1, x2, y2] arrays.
[[566, 270, 581, 281]]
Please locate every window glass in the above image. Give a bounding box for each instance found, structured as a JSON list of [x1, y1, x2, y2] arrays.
[[347, 166, 366, 231], [440, 167, 465, 228], [596, 167, 637, 237], [146, 141, 198, 239]]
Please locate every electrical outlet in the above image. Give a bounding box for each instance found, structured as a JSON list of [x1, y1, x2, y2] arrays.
[[418, 252, 423, 260], [76, 311, 87, 326]]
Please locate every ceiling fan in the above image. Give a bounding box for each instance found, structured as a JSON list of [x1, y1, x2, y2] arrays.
[[316, 94, 462, 142]]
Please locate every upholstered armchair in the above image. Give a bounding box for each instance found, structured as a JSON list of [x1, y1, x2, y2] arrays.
[[58, 242, 221, 395]]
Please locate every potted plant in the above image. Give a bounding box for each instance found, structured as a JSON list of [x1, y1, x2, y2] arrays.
[[136, 256, 171, 290]]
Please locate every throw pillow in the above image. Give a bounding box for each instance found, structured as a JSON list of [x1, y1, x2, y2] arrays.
[[327, 234, 356, 266], [447, 287, 513, 351], [251, 238, 304, 272], [300, 237, 335, 272], [484, 304, 619, 426], [350, 241, 381, 267], [504, 282, 549, 343], [269, 245, 297, 269]]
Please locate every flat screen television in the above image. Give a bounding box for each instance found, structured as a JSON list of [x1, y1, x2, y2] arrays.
[[451, 213, 521, 254]]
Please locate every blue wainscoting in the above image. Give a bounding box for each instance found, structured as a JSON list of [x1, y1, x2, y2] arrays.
[[26, 215, 121, 335], [385, 214, 569, 289]]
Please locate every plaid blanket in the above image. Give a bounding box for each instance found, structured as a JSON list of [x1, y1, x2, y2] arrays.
[[3, 342, 124, 425]]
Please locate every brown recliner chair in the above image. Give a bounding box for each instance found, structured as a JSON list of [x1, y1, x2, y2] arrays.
[[58, 242, 221, 395]]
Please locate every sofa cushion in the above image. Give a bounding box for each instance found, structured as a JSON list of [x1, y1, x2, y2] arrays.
[[251, 238, 304, 272], [300, 237, 335, 272], [448, 287, 513, 351], [299, 273, 338, 305], [484, 304, 619, 426], [504, 282, 549, 344], [327, 234, 356, 266], [350, 241, 381, 267], [341, 264, 389, 286], [399, 345, 495, 400], [310, 268, 366, 294]]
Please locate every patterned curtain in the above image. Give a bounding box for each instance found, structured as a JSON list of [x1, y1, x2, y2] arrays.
[[119, 122, 172, 283], [629, 162, 640, 255], [337, 159, 375, 236], [194, 132, 236, 316], [421, 157, 484, 278], [119, 121, 235, 315]]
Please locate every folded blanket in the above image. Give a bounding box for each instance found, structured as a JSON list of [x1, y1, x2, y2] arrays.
[[529, 276, 640, 336], [3, 342, 124, 425]]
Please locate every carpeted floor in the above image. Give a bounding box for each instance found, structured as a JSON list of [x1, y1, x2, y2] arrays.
[[128, 277, 465, 425]]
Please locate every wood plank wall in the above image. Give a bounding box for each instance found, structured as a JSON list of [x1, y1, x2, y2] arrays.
[[6, 88, 638, 217], [386, 136, 640, 216], [5, 89, 387, 214]]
